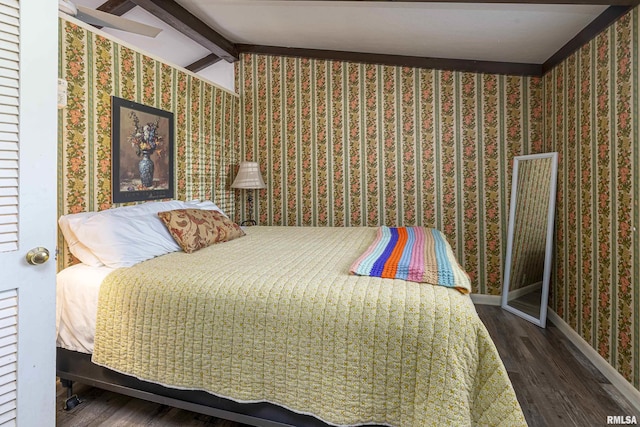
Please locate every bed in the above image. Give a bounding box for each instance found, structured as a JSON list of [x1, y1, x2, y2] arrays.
[[56, 201, 526, 427]]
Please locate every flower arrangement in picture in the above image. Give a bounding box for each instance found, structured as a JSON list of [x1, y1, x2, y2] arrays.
[[128, 111, 163, 157], [112, 96, 174, 202]]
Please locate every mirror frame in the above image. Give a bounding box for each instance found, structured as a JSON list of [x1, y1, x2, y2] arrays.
[[501, 152, 558, 328]]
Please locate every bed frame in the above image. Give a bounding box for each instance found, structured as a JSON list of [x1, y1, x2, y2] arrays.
[[57, 348, 388, 426]]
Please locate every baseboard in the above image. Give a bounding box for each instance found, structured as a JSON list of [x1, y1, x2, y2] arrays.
[[470, 294, 501, 306], [547, 309, 640, 413]]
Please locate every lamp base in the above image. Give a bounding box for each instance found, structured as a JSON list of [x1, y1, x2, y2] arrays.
[[241, 190, 258, 227]]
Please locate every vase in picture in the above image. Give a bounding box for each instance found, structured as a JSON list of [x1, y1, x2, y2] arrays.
[[138, 150, 155, 187]]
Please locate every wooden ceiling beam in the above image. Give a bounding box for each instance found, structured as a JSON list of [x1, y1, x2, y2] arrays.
[[186, 54, 222, 73], [129, 0, 238, 62], [97, 0, 136, 16], [543, 5, 632, 73]]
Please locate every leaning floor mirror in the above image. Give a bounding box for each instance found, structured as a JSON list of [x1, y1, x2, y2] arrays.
[[501, 152, 558, 328]]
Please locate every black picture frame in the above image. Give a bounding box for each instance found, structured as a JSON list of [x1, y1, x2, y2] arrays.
[[111, 96, 174, 203]]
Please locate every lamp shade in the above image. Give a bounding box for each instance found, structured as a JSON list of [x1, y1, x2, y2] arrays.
[[231, 161, 266, 189]]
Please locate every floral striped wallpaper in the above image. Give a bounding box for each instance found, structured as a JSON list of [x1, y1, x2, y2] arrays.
[[544, 8, 639, 391], [57, 20, 239, 270], [236, 53, 543, 295]]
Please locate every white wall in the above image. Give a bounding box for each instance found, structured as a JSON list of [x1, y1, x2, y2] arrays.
[[197, 61, 235, 93]]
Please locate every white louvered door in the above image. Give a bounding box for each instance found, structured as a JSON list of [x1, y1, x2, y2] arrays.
[[0, 290, 17, 424], [0, 0, 57, 425], [0, 3, 18, 254]]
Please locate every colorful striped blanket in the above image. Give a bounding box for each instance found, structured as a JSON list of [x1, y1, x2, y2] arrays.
[[350, 226, 471, 294]]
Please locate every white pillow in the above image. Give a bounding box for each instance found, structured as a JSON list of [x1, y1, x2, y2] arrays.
[[184, 199, 228, 217], [59, 200, 187, 267], [94, 200, 188, 218], [72, 213, 181, 268], [58, 211, 103, 266]]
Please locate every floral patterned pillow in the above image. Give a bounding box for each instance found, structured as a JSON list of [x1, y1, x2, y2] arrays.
[[157, 209, 245, 253]]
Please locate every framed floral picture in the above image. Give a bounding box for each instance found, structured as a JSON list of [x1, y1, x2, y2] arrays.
[[111, 96, 174, 203]]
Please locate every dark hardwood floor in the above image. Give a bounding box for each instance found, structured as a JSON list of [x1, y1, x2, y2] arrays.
[[476, 305, 639, 427], [56, 305, 639, 427]]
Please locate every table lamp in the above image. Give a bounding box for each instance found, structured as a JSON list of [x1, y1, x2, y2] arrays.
[[231, 161, 266, 226]]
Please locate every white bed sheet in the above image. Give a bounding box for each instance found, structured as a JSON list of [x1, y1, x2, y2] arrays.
[[56, 263, 114, 354]]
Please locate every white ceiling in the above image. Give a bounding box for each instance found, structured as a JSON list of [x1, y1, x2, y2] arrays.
[[178, 1, 607, 64], [66, 0, 610, 87]]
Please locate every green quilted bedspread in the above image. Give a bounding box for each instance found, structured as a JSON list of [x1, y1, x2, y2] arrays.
[[93, 226, 526, 426]]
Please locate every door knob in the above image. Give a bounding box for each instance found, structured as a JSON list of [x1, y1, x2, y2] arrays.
[[26, 247, 49, 265]]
